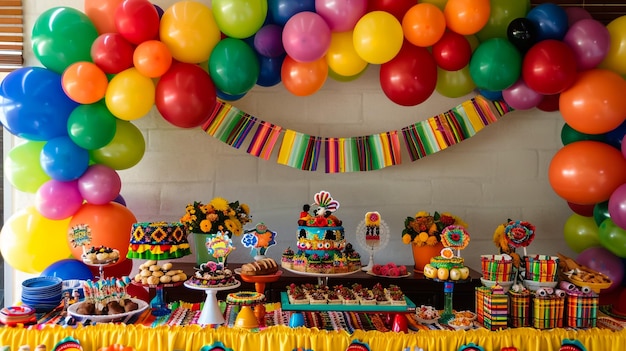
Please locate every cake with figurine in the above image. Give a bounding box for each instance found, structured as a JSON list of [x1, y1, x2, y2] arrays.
[[292, 191, 360, 274]]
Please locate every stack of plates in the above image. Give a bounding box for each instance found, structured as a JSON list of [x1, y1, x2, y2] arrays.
[[21, 276, 63, 312]]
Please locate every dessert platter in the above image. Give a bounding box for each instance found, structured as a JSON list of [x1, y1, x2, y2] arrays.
[[68, 298, 148, 324], [130, 260, 189, 316], [81, 245, 121, 280], [365, 263, 411, 278], [234, 258, 284, 294]]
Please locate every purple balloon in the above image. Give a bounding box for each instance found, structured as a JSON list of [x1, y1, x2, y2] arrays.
[[113, 193, 127, 207], [78, 164, 121, 205], [565, 7, 593, 26], [254, 24, 285, 58], [35, 179, 83, 220], [315, 0, 368, 32], [282, 11, 331, 62], [563, 19, 610, 71], [502, 78, 543, 110], [609, 183, 626, 230], [577, 246, 625, 293]]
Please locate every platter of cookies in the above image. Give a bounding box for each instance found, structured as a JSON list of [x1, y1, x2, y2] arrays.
[[131, 260, 188, 288], [557, 253, 612, 293]]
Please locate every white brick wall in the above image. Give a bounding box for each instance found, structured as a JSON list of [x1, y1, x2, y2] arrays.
[[6, 1, 576, 301]]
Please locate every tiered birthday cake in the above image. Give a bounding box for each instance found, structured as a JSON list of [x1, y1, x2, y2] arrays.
[[127, 221, 191, 260], [285, 191, 360, 274]]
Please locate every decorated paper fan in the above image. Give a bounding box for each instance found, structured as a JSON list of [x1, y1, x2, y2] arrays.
[[441, 225, 470, 250], [504, 220, 535, 248]]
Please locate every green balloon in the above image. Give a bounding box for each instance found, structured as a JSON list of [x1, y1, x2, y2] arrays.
[[469, 38, 521, 91], [4, 141, 51, 193], [209, 38, 260, 96], [476, 0, 530, 41], [68, 102, 117, 150], [436, 66, 476, 98], [212, 0, 267, 39], [89, 120, 145, 170], [32, 7, 98, 74], [563, 213, 601, 253], [561, 123, 605, 146], [598, 219, 626, 258], [594, 201, 611, 226]]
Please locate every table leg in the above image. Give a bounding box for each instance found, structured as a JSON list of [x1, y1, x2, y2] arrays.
[[198, 289, 224, 326]]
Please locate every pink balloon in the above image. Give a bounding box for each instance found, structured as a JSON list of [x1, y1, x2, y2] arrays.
[[563, 19, 610, 71], [609, 183, 626, 230], [254, 24, 285, 58], [78, 164, 122, 205], [577, 247, 625, 293], [282, 12, 331, 62], [36, 179, 83, 220], [315, 0, 368, 32], [502, 78, 544, 110]]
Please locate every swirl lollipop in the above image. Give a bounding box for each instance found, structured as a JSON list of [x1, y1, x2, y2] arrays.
[[441, 225, 470, 253], [505, 220, 535, 256]]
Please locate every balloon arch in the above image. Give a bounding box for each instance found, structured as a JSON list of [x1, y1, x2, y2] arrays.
[[0, 0, 625, 289]]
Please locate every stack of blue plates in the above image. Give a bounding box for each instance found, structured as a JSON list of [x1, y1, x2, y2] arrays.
[[21, 276, 63, 312]]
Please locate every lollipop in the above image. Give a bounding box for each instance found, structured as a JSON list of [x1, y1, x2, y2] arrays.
[[504, 220, 535, 256], [441, 225, 470, 250]]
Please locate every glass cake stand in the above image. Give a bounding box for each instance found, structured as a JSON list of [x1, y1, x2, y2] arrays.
[[83, 260, 119, 281], [183, 280, 241, 326], [282, 266, 360, 286], [131, 281, 184, 317], [426, 277, 471, 324]]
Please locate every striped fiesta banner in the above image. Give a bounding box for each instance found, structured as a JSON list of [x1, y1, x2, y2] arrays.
[[203, 96, 512, 172]]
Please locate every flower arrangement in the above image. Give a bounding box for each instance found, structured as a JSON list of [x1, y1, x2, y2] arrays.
[[401, 211, 468, 247], [492, 219, 535, 267], [180, 197, 252, 236]]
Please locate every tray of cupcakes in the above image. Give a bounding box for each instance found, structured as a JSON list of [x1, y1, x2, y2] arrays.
[[68, 277, 148, 323]]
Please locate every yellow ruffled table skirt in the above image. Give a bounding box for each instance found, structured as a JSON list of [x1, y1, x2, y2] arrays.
[[1, 325, 626, 351]]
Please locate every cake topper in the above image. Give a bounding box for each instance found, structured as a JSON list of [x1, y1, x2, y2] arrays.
[[205, 232, 235, 265], [504, 220, 536, 256], [68, 223, 92, 256], [441, 225, 470, 256], [241, 222, 277, 260]]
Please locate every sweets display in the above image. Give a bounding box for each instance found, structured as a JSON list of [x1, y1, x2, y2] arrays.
[[292, 191, 361, 274], [186, 261, 237, 287], [423, 248, 470, 281], [240, 258, 279, 276], [226, 291, 265, 305], [127, 221, 191, 260], [286, 283, 406, 306], [132, 260, 187, 286], [82, 245, 120, 265]]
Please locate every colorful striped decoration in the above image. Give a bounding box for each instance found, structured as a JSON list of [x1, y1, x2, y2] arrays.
[[203, 96, 512, 172], [277, 130, 321, 171]]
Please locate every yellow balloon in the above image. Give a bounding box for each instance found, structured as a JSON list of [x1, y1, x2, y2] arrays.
[[105, 68, 155, 121], [600, 15, 626, 75], [0, 206, 71, 273], [353, 11, 403, 64], [160, 1, 222, 63], [326, 31, 368, 77], [436, 66, 476, 98]]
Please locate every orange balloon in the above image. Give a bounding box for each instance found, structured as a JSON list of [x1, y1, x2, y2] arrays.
[[402, 3, 446, 47], [444, 0, 491, 35], [549, 141, 626, 205], [67, 202, 137, 262], [62, 61, 108, 104], [281, 55, 328, 96], [84, 0, 124, 34], [559, 69, 626, 135], [133, 40, 173, 78]]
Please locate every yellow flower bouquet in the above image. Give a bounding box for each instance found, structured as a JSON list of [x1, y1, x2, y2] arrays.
[[402, 211, 467, 247], [181, 197, 252, 237]]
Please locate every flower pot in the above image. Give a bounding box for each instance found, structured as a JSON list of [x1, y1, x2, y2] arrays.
[[411, 242, 444, 273], [192, 233, 221, 266]]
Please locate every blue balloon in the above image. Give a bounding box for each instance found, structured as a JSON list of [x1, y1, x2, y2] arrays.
[[267, 0, 315, 26], [605, 119, 626, 149], [41, 136, 89, 181], [526, 3, 569, 41], [0, 66, 78, 141], [41, 259, 94, 281], [216, 89, 246, 101], [257, 53, 284, 87], [478, 89, 503, 101]]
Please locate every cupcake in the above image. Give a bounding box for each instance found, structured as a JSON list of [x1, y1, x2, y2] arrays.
[[321, 253, 333, 274], [307, 253, 322, 273], [347, 251, 361, 271], [281, 247, 295, 269]]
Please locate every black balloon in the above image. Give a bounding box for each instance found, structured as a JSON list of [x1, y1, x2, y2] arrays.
[[507, 17, 537, 54]]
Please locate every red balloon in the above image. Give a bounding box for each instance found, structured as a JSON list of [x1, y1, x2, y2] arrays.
[[380, 42, 437, 106], [567, 201, 595, 217], [549, 141, 626, 205], [91, 33, 135, 74], [367, 0, 416, 22], [431, 31, 472, 71], [114, 0, 160, 45], [522, 40, 577, 95], [155, 62, 217, 128], [126, 283, 150, 302], [536, 93, 559, 112], [88, 256, 133, 278]]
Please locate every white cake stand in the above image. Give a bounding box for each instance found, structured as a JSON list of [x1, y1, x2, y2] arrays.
[[184, 280, 240, 326], [355, 218, 390, 272]]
